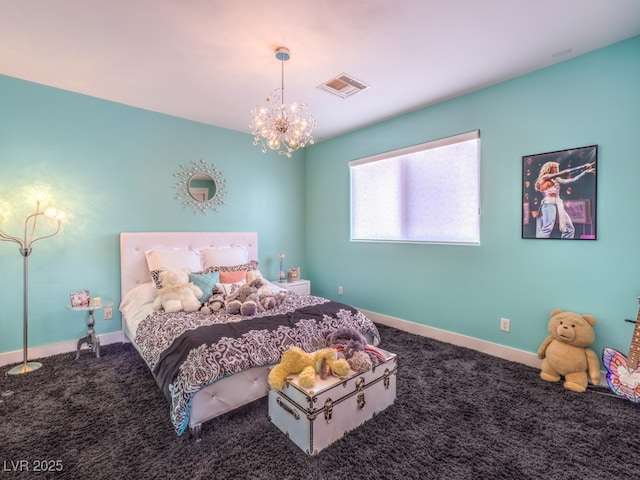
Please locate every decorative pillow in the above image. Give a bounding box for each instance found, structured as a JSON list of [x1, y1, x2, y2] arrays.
[[145, 248, 202, 288], [209, 260, 259, 273], [200, 246, 249, 270], [189, 271, 220, 303], [150, 267, 193, 289], [219, 270, 247, 284], [150, 270, 163, 289], [215, 280, 246, 297]]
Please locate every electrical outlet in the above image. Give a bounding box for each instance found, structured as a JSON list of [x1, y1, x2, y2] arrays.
[[500, 317, 510, 332], [104, 307, 113, 320], [338, 286, 343, 295]]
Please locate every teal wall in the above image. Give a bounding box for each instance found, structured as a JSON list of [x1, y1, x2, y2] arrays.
[[0, 77, 306, 353], [1, 36, 639, 360], [305, 36, 640, 358]]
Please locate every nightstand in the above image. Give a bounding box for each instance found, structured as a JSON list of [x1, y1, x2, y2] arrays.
[[68, 298, 114, 360], [276, 279, 311, 295]]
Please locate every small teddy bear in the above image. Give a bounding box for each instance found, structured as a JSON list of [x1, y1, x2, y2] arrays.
[[200, 292, 226, 314], [152, 269, 203, 313], [245, 277, 285, 308], [224, 281, 259, 315], [326, 327, 374, 373], [200, 278, 286, 316], [537, 308, 601, 393], [268, 346, 351, 391], [226, 278, 285, 316]]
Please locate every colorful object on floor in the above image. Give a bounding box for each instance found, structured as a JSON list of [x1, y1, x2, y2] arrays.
[[602, 298, 640, 402], [537, 308, 601, 393]]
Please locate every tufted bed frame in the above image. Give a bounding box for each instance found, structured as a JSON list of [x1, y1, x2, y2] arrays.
[[119, 231, 270, 438]]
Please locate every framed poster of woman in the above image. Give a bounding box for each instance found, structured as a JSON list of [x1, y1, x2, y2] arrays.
[[522, 145, 597, 240]]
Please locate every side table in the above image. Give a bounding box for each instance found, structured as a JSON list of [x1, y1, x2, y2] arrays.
[[68, 298, 113, 360], [276, 279, 311, 295]]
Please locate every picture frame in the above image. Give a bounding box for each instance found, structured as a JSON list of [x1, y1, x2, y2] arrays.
[[287, 267, 300, 283], [70, 290, 91, 308], [522, 145, 597, 240]]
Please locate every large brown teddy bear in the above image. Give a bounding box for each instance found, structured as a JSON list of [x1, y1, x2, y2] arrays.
[[537, 308, 601, 393]]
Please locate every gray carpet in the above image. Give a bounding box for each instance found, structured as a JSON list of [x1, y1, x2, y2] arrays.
[[1, 323, 639, 480]]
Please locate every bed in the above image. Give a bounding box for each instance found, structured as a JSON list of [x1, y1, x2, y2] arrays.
[[119, 232, 380, 438]]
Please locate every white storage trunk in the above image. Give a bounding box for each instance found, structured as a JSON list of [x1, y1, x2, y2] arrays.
[[268, 347, 397, 455]]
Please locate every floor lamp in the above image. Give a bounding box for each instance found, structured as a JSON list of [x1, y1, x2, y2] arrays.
[[0, 194, 65, 375]]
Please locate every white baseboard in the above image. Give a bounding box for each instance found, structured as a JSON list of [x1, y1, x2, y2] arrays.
[[0, 314, 541, 370], [360, 308, 542, 369], [363, 308, 611, 388], [1, 311, 607, 388], [0, 331, 123, 368]]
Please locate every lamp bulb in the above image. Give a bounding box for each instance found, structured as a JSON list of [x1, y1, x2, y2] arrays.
[[44, 207, 58, 218]]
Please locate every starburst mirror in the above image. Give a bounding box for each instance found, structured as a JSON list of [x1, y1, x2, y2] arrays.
[[174, 160, 227, 214]]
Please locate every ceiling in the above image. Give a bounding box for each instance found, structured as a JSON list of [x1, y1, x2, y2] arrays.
[[2, 0, 640, 142]]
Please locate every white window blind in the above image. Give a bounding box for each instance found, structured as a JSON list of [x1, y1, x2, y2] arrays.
[[349, 130, 480, 244]]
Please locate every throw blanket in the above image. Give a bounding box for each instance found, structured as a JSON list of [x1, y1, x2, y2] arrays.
[[135, 293, 380, 435]]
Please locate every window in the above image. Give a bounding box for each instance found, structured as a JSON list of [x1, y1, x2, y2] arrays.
[[349, 130, 480, 244]]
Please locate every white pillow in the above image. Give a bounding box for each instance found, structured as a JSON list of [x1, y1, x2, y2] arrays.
[[201, 246, 249, 270], [145, 248, 202, 273], [119, 282, 157, 318]]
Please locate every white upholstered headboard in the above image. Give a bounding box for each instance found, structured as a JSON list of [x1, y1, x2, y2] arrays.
[[119, 232, 258, 299]]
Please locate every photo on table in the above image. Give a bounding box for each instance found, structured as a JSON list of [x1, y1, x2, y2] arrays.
[[70, 290, 91, 308]]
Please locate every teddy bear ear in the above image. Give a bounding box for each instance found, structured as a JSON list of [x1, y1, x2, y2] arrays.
[[582, 314, 596, 326], [550, 308, 563, 317]]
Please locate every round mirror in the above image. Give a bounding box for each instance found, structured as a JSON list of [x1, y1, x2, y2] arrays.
[[188, 173, 217, 202], [174, 160, 227, 214]]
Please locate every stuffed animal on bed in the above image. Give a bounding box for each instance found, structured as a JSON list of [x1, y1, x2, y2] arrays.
[[200, 293, 226, 314], [152, 269, 203, 313], [239, 278, 285, 311], [268, 346, 351, 391], [225, 281, 259, 315], [537, 308, 601, 393], [201, 277, 285, 316]]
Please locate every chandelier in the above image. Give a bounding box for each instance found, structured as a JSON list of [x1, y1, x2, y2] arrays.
[[250, 47, 316, 158]]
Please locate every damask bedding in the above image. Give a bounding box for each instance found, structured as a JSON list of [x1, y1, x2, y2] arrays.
[[133, 291, 380, 435]]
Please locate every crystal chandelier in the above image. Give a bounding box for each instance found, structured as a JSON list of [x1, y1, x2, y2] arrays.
[[250, 47, 316, 158]]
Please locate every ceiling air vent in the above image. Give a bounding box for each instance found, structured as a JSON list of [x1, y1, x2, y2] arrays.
[[317, 73, 370, 99]]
